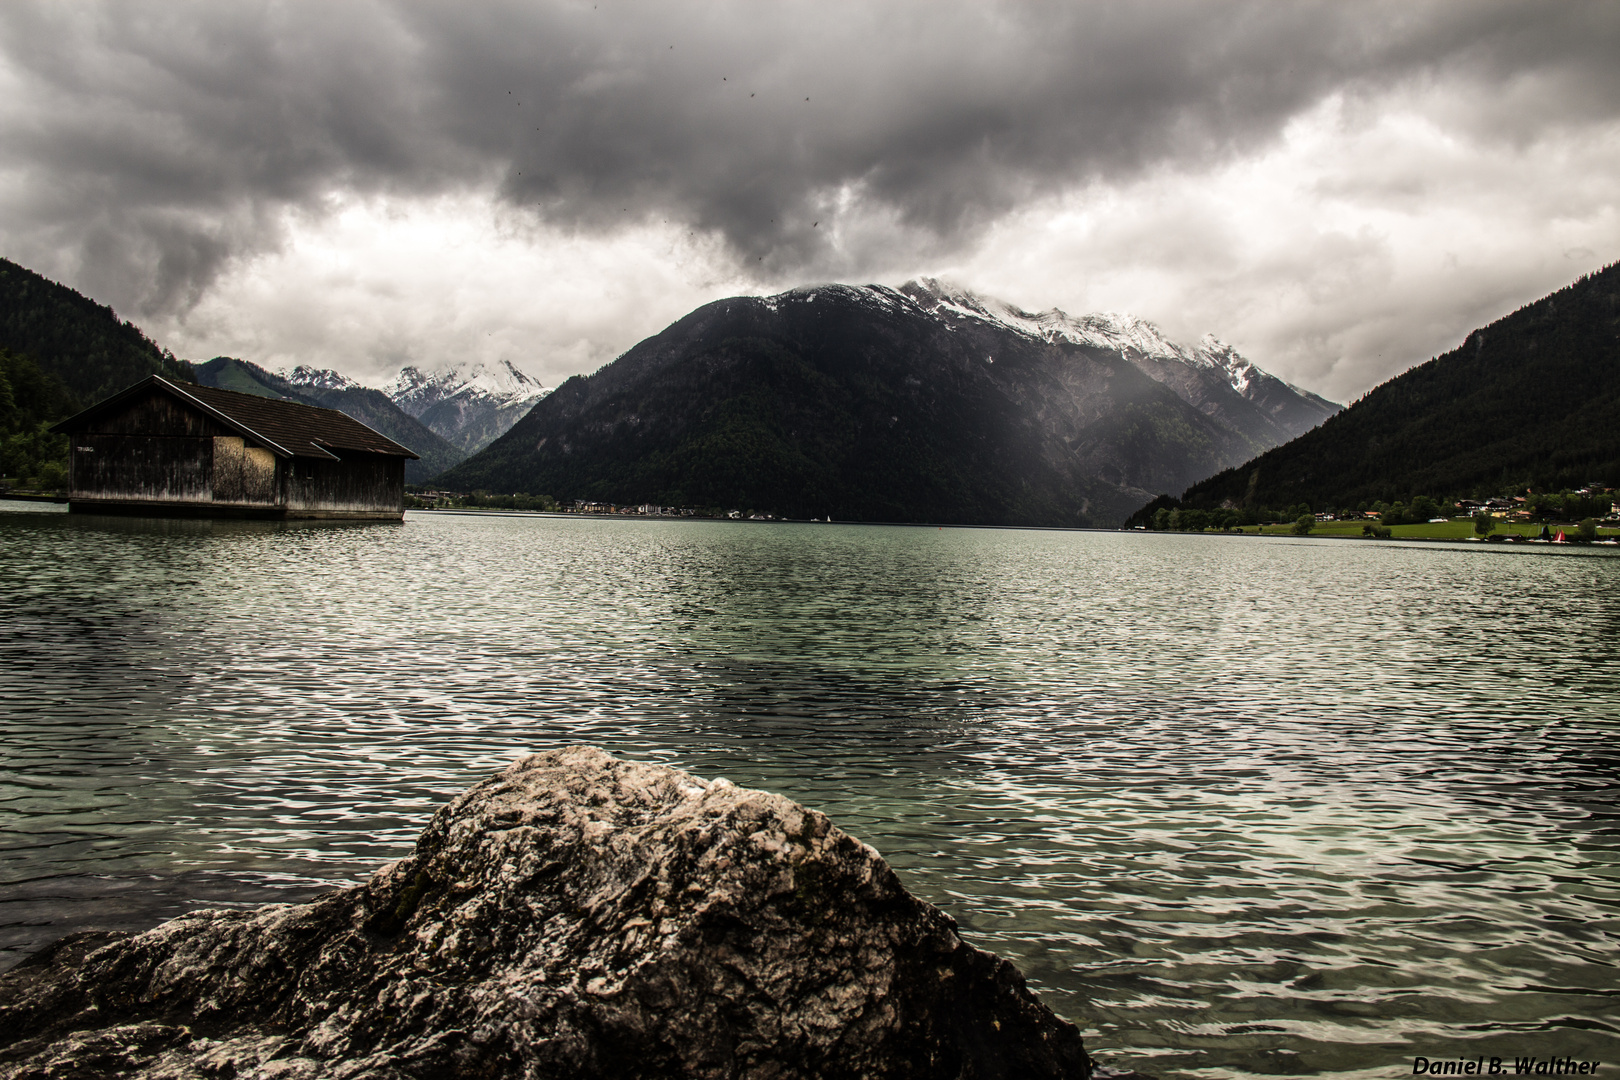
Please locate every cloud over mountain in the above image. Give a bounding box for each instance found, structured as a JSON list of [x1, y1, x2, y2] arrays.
[[0, 1, 1616, 399]]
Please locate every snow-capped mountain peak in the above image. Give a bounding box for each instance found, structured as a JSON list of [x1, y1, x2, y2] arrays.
[[380, 359, 555, 454], [899, 279, 1189, 361], [278, 365, 364, 391], [892, 279, 1338, 434], [1191, 332, 1325, 404], [1059, 311, 1187, 361], [383, 359, 551, 411], [382, 365, 432, 403], [1192, 334, 1258, 396], [900, 278, 1049, 339], [461, 359, 552, 401]]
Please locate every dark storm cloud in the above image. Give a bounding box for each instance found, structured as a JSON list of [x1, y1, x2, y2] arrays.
[[0, 0, 1616, 318]]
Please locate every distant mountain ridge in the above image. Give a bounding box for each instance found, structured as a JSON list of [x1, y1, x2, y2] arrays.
[[278, 365, 363, 393], [379, 361, 553, 454], [274, 359, 553, 455], [900, 279, 1339, 447], [438, 280, 1338, 526], [191, 357, 465, 483], [1149, 261, 1620, 517]]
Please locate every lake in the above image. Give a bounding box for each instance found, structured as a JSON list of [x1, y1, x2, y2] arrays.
[[1, 503, 1616, 1078]]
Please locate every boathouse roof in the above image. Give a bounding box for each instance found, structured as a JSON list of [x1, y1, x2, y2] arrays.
[[51, 375, 419, 462]]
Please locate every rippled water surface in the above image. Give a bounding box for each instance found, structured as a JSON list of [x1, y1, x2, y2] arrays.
[[2, 504, 1617, 1078]]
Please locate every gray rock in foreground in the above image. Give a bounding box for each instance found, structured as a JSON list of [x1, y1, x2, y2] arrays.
[[0, 747, 1100, 1079]]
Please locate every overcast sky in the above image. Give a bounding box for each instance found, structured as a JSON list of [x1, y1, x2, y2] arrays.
[[1, 1, 1615, 403]]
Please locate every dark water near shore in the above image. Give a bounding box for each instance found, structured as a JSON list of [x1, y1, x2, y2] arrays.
[[1, 503, 1616, 1078]]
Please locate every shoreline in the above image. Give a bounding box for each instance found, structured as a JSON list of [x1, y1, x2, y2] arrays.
[[404, 508, 1620, 551], [10, 501, 1615, 553]]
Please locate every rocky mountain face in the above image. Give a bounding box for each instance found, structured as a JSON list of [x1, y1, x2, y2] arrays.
[[0, 748, 1128, 1080], [378, 360, 553, 455], [191, 358, 465, 483], [440, 281, 1338, 527], [278, 364, 363, 392], [899, 279, 1338, 446]]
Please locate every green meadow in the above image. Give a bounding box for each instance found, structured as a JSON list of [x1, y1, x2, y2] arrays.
[[1244, 519, 1620, 541]]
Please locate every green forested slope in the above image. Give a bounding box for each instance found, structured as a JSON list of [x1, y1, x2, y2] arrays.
[[0, 258, 195, 404], [1162, 262, 1620, 515], [0, 257, 201, 485], [0, 348, 76, 485]]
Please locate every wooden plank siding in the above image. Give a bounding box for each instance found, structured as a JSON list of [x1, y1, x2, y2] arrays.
[[53, 377, 417, 520], [71, 434, 214, 505], [284, 452, 405, 515]]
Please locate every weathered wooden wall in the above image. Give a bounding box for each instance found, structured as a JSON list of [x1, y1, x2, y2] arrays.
[[283, 452, 404, 515], [71, 434, 213, 504]]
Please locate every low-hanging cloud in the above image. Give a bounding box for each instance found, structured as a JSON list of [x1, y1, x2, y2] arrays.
[[0, 1, 1616, 395]]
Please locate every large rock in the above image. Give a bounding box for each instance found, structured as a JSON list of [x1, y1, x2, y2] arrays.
[[0, 747, 1101, 1079]]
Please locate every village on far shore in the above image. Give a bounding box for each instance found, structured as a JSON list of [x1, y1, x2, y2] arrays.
[[1133, 486, 1620, 544]]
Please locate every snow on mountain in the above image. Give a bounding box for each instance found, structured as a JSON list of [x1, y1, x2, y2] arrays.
[[384, 360, 551, 414], [278, 365, 365, 392], [898, 278, 1319, 404], [906, 278, 1188, 360], [895, 278, 1338, 441], [383, 366, 444, 414], [1192, 335, 1259, 397], [382, 359, 554, 454], [451, 359, 552, 404]]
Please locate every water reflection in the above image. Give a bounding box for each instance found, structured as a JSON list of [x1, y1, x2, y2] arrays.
[[0, 507, 1616, 1078], [654, 525, 1016, 780]]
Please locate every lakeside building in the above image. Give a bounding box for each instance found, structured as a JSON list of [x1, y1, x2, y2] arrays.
[[50, 375, 419, 520]]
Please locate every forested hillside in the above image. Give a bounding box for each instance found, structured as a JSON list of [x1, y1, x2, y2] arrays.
[[1142, 262, 1620, 519], [0, 258, 195, 403], [0, 348, 75, 486], [0, 258, 200, 486]]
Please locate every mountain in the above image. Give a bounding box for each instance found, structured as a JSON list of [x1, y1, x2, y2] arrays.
[[437, 281, 1338, 526], [279, 364, 364, 392], [901, 279, 1339, 444], [0, 257, 196, 406], [1152, 261, 1620, 517], [191, 358, 465, 483], [382, 360, 553, 454]]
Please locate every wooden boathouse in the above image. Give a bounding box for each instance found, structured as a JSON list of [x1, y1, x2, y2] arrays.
[[50, 375, 419, 520]]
